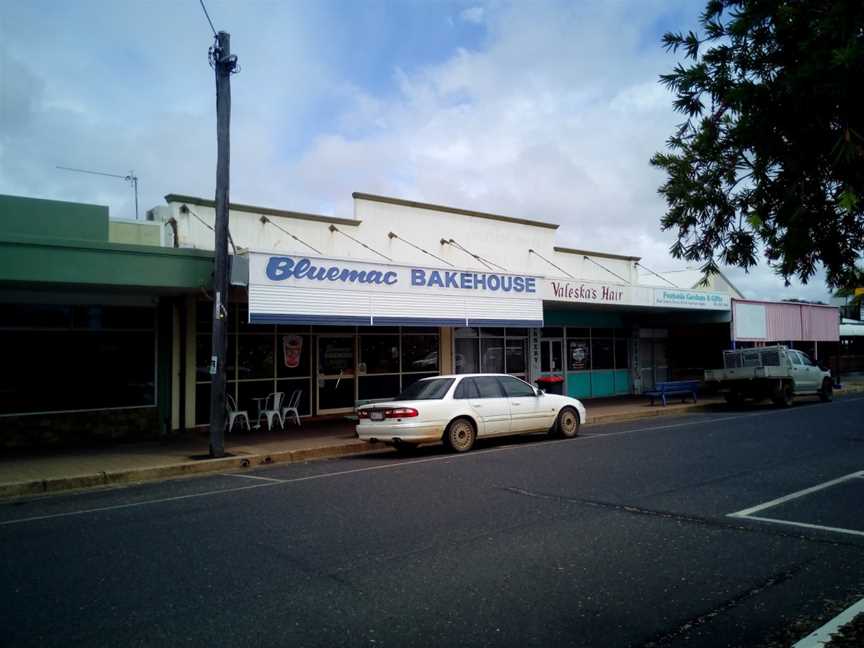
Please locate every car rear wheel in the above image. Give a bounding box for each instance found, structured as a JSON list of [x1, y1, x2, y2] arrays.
[[819, 379, 834, 402], [443, 418, 476, 453], [553, 407, 580, 438]]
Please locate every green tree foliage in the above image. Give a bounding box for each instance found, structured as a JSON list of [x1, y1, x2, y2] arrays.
[[651, 0, 864, 287]]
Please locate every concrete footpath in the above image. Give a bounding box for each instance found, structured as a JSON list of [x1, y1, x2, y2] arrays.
[[0, 388, 857, 500]]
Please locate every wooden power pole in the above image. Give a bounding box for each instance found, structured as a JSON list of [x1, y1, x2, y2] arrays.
[[208, 31, 238, 457]]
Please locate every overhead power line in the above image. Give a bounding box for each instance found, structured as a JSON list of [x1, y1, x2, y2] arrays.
[[388, 232, 454, 267], [529, 249, 574, 278], [198, 0, 217, 35], [260, 216, 321, 255], [329, 225, 392, 261]]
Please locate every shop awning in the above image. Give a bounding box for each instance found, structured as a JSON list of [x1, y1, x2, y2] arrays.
[[247, 251, 544, 327]]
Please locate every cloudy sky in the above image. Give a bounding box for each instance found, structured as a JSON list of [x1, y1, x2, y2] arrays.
[[0, 0, 833, 301]]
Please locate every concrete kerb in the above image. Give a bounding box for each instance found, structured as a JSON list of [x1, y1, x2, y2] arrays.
[[3, 390, 860, 501], [0, 440, 389, 500]]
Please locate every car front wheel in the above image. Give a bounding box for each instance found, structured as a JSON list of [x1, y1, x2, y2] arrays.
[[553, 407, 580, 438], [444, 418, 476, 453], [819, 379, 833, 402]]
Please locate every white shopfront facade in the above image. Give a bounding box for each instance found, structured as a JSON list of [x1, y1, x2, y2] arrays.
[[149, 191, 738, 422]]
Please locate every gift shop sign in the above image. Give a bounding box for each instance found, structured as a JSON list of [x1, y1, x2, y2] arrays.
[[652, 288, 730, 310]]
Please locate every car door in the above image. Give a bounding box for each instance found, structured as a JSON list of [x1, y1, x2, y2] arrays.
[[796, 352, 820, 391], [787, 351, 810, 391], [466, 376, 511, 436], [497, 375, 551, 432]]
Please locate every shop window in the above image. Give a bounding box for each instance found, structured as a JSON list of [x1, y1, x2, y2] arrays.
[[358, 374, 401, 400], [567, 339, 591, 371], [237, 335, 275, 380], [197, 335, 236, 382], [277, 334, 311, 378], [0, 306, 156, 416], [481, 338, 505, 373], [360, 335, 400, 374], [276, 379, 312, 416], [400, 372, 438, 390], [318, 337, 355, 375], [236, 380, 273, 423], [541, 327, 563, 338], [567, 327, 590, 339], [0, 304, 73, 329], [480, 327, 505, 337], [402, 335, 438, 372], [318, 377, 356, 410], [592, 337, 614, 370], [505, 339, 527, 375], [455, 338, 479, 374], [614, 336, 629, 370], [454, 327, 478, 338]]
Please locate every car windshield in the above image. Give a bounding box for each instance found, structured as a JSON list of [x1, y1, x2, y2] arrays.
[[395, 378, 455, 401]]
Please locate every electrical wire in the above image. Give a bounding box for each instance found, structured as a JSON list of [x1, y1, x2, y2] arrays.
[[329, 225, 393, 261], [635, 261, 679, 288], [199, 0, 217, 36], [260, 216, 321, 255], [528, 249, 574, 278], [387, 232, 454, 267], [582, 255, 629, 283], [446, 239, 508, 272]]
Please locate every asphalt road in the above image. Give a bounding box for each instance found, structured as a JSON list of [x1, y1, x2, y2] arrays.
[[3, 396, 864, 648]]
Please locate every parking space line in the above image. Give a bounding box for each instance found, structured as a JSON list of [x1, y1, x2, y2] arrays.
[[735, 515, 864, 539], [219, 473, 284, 483], [728, 471, 864, 518], [793, 596, 864, 647], [3, 399, 863, 528]]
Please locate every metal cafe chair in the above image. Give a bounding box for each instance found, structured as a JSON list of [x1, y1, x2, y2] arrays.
[[225, 394, 251, 433], [259, 391, 285, 430], [281, 389, 303, 427]]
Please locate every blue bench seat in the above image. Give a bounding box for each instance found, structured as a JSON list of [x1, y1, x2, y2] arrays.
[[643, 380, 699, 406]]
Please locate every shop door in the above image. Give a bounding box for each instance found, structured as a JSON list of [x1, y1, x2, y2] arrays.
[[639, 339, 669, 391], [540, 339, 564, 374], [317, 336, 356, 414]]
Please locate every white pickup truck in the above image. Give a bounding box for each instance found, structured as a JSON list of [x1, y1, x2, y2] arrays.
[[704, 346, 833, 407]]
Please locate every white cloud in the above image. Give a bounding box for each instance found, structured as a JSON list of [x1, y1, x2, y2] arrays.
[[460, 6, 486, 24], [0, 0, 836, 302]]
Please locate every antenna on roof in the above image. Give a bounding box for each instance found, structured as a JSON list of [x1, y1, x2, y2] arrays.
[[56, 166, 139, 220]]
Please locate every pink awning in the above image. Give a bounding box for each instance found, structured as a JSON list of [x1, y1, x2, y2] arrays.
[[733, 299, 839, 342]]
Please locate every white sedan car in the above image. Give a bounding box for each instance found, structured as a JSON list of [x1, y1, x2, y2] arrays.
[[356, 373, 587, 453]]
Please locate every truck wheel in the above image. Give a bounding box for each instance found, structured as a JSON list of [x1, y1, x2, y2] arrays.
[[819, 379, 834, 403], [772, 384, 794, 408]]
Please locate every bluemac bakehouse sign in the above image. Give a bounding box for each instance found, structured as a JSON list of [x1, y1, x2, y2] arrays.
[[249, 252, 544, 327]]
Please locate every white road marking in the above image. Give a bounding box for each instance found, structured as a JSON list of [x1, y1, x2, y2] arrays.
[[727, 471, 864, 518], [792, 596, 864, 647], [2, 397, 862, 527], [0, 481, 277, 527], [735, 515, 864, 538], [219, 473, 284, 483]]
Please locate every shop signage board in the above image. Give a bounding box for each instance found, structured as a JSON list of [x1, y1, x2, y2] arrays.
[[248, 251, 544, 327], [541, 278, 730, 311], [651, 288, 730, 310]]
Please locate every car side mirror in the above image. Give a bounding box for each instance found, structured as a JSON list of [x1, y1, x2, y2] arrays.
[[535, 387, 545, 396]]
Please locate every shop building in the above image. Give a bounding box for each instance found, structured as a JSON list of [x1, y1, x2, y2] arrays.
[[7, 191, 846, 448], [0, 194, 213, 447], [149, 192, 737, 426]]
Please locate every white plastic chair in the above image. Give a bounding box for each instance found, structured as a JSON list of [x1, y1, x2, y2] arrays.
[[281, 389, 303, 427], [258, 391, 285, 430], [225, 395, 251, 433]]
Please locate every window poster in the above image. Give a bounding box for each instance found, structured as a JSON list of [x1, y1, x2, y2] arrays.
[[282, 335, 303, 368]]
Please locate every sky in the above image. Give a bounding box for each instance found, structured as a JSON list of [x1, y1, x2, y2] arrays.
[[0, 0, 834, 302]]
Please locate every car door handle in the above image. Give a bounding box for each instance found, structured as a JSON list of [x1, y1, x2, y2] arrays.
[[510, 402, 521, 406]]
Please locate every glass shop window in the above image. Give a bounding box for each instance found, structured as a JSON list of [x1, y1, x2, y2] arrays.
[[359, 335, 400, 374], [567, 339, 591, 371], [402, 335, 439, 373]]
